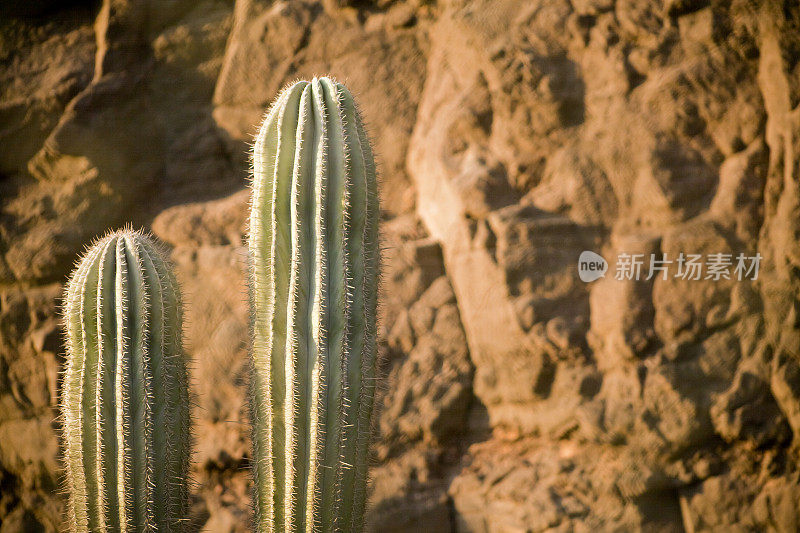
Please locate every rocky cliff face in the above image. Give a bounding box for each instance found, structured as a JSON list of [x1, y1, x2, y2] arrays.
[[1, 0, 799, 531]]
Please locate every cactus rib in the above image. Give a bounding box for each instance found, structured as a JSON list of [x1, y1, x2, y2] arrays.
[[61, 230, 190, 532], [249, 77, 380, 532]]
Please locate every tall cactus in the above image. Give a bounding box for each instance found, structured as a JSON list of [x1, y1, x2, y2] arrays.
[[61, 229, 190, 532], [248, 77, 380, 532]]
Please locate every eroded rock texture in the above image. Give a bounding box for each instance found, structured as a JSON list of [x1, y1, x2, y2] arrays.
[[1, 0, 799, 531]]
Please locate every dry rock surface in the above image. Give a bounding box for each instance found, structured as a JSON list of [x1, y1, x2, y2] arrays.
[[1, 0, 800, 531]]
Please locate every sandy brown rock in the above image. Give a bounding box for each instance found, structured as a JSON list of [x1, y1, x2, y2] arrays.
[[0, 285, 63, 532], [368, 221, 474, 532], [213, 0, 429, 216], [170, 241, 252, 531], [407, 0, 800, 529], [153, 189, 248, 247], [0, 7, 95, 178]]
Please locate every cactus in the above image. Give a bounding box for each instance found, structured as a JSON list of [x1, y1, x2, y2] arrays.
[[248, 77, 380, 532], [61, 229, 190, 532]]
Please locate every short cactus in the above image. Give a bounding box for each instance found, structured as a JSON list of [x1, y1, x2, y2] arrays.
[[61, 230, 190, 532], [248, 77, 380, 532]]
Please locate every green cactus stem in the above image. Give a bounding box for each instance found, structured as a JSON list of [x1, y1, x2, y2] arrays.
[[248, 77, 380, 532], [61, 229, 190, 532]]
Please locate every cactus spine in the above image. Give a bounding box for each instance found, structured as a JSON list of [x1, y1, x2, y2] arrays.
[[61, 230, 190, 532], [249, 77, 380, 532]]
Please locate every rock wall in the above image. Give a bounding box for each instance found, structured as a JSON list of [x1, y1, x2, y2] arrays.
[[1, 0, 799, 531]]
